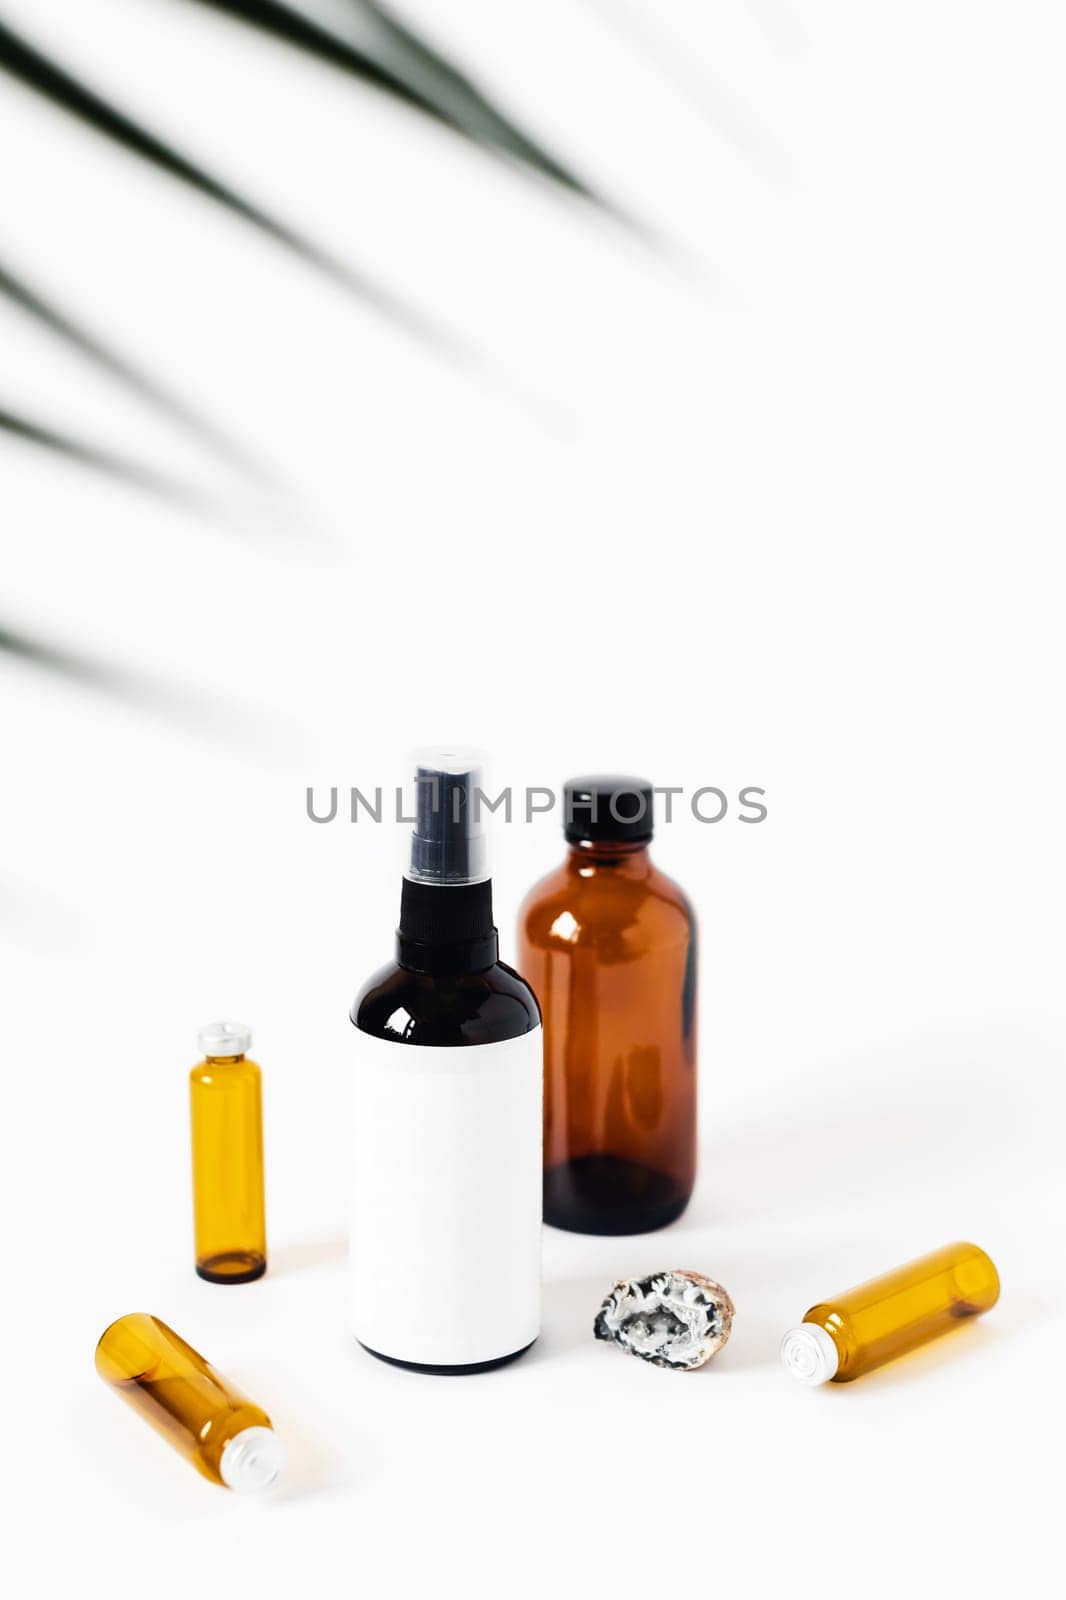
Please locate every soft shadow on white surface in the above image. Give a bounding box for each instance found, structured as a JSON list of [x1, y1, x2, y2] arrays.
[[689, 1050, 1046, 1230], [0, 871, 91, 955], [710, 1303, 786, 1373], [267, 1415, 351, 1505], [269, 1235, 347, 1277], [529, 1273, 607, 1361]]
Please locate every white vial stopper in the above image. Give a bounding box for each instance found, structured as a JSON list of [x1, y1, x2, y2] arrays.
[[781, 1323, 840, 1385], [198, 1021, 252, 1058], [219, 1426, 285, 1493]]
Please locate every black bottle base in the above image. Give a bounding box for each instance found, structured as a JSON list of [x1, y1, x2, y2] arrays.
[[359, 1339, 536, 1375], [196, 1251, 267, 1284], [543, 1156, 691, 1235]]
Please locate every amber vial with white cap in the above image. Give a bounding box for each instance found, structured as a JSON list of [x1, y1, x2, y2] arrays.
[[781, 1241, 1000, 1385], [190, 1022, 266, 1283], [96, 1314, 284, 1491]]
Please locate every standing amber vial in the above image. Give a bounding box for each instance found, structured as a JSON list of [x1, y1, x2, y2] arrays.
[[781, 1241, 1000, 1384], [96, 1313, 284, 1490], [518, 777, 697, 1234], [190, 1021, 266, 1283]]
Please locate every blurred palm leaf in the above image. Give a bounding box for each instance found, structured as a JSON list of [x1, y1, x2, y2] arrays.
[[0, 1, 618, 702], [0, 405, 209, 508], [184, 0, 596, 197], [0, 616, 287, 751], [0, 618, 168, 699], [0, 16, 452, 346], [0, 259, 265, 478]]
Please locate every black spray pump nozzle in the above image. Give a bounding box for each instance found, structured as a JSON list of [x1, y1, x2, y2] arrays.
[[405, 750, 489, 886], [398, 748, 496, 970]]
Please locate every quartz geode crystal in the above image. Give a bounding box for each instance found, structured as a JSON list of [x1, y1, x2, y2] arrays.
[[594, 1270, 734, 1370]]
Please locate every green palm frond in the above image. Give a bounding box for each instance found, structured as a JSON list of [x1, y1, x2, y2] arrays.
[[0, 2, 638, 721], [0, 618, 146, 694], [0, 17, 452, 349], [184, 0, 597, 198], [0, 405, 208, 509], [0, 259, 265, 479], [0, 616, 269, 745]]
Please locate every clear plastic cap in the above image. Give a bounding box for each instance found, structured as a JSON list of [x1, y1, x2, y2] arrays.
[[403, 746, 490, 886], [780, 1323, 839, 1385], [198, 1021, 252, 1058], [219, 1425, 285, 1493]]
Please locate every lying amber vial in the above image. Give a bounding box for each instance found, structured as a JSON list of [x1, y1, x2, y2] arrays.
[[782, 1241, 1000, 1385], [190, 1021, 266, 1283], [96, 1313, 284, 1490]]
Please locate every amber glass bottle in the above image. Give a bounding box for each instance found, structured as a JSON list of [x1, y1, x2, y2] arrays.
[[518, 776, 697, 1234], [781, 1242, 1000, 1384], [96, 1313, 284, 1490], [190, 1022, 266, 1283]]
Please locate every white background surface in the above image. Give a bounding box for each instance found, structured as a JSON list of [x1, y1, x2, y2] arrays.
[[2, 1, 1063, 1594]]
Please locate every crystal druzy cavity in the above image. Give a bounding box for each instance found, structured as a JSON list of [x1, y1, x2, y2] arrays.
[[594, 1270, 735, 1370]]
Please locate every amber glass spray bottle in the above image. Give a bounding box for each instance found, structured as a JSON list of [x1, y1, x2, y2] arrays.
[[190, 1022, 266, 1283], [349, 750, 542, 1373], [519, 777, 697, 1234]]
